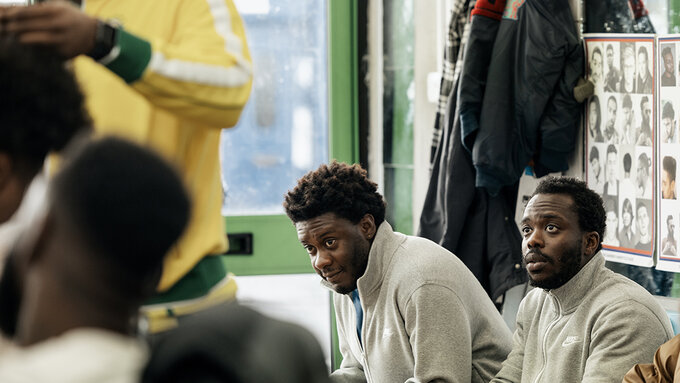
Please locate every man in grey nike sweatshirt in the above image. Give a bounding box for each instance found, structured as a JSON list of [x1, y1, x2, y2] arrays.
[[491, 177, 673, 383], [284, 161, 513, 383]]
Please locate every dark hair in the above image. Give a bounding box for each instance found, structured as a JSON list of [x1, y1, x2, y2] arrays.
[[532, 177, 605, 252], [623, 153, 632, 172], [607, 144, 617, 156], [638, 46, 648, 63], [283, 161, 386, 226], [51, 137, 190, 293], [589, 146, 599, 161], [663, 156, 677, 182], [663, 101, 675, 120], [592, 47, 602, 60], [603, 197, 617, 215], [663, 46, 673, 60], [0, 38, 89, 180], [623, 94, 632, 109], [641, 96, 650, 109], [607, 44, 614, 53]]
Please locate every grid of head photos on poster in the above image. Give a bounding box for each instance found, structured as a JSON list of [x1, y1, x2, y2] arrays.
[[584, 35, 656, 267], [657, 36, 680, 272]]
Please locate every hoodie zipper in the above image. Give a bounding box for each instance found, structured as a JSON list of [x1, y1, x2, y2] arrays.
[[532, 292, 562, 383], [350, 293, 373, 383]]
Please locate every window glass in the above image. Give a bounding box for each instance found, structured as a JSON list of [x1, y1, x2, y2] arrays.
[[221, 0, 329, 216]]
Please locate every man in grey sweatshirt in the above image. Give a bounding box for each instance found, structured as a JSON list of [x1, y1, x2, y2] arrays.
[[284, 161, 513, 383], [491, 177, 673, 383]]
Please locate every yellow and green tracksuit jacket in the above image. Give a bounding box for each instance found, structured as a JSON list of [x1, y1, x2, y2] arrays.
[[75, 0, 252, 294]]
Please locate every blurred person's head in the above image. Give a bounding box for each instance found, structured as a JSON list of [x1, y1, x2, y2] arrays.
[[0, 137, 190, 345], [284, 161, 386, 295], [0, 38, 89, 224]]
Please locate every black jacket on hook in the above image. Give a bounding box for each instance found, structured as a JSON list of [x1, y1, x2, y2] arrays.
[[419, 0, 526, 300], [459, 0, 583, 196], [419, 78, 527, 302]]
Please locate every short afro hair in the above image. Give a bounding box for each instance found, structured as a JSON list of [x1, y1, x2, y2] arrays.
[[283, 161, 386, 226], [532, 177, 606, 253], [0, 38, 90, 180]]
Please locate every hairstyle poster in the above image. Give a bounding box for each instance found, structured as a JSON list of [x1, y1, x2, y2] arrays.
[[584, 34, 656, 267], [656, 36, 680, 272]]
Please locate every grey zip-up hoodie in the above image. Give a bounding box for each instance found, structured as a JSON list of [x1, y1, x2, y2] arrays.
[[329, 221, 512, 383], [491, 254, 673, 383]]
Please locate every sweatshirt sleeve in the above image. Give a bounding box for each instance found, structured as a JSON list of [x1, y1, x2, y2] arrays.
[[403, 284, 471, 383], [490, 298, 526, 383], [582, 300, 673, 383], [102, 0, 253, 128]]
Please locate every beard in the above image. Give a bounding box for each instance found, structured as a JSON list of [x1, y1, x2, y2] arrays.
[[528, 239, 583, 290], [0, 250, 22, 338], [334, 236, 370, 295]]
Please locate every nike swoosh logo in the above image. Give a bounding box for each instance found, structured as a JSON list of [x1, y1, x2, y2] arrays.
[[562, 336, 581, 347]]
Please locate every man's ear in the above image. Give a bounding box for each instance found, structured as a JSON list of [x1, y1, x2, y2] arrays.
[[359, 214, 376, 240], [583, 231, 600, 258]]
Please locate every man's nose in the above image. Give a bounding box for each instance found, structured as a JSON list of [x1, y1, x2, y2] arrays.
[[525, 230, 544, 249], [313, 250, 332, 270]]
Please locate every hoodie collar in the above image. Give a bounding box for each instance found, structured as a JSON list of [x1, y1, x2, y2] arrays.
[[548, 253, 604, 313]]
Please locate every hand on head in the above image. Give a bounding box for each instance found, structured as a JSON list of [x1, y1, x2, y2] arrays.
[[0, 1, 97, 59]]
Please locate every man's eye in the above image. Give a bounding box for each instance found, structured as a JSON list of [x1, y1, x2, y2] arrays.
[[521, 226, 532, 235], [303, 245, 315, 254], [324, 239, 336, 247], [546, 224, 558, 232]]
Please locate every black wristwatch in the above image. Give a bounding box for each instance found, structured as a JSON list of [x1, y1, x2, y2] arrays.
[[87, 20, 119, 61]]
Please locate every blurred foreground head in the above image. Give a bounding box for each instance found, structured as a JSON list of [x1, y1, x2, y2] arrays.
[[0, 38, 90, 224], [0, 137, 190, 344]]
